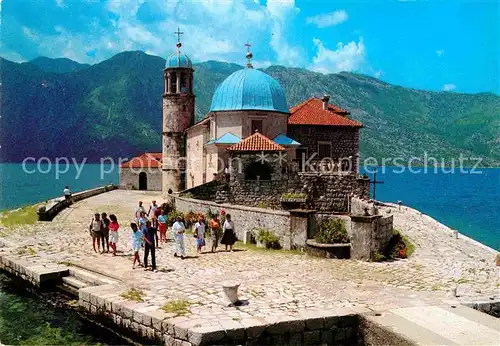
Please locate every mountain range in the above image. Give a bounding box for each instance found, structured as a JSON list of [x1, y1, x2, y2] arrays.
[[1, 51, 499, 166]]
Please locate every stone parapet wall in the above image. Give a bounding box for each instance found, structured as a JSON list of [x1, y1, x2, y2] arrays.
[[174, 196, 296, 250], [79, 284, 360, 346], [374, 215, 393, 253], [0, 255, 69, 287], [37, 185, 118, 221]]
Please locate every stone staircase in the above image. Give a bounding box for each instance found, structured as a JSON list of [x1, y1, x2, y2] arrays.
[[58, 266, 119, 297]]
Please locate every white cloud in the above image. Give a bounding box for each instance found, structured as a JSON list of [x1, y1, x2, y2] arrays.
[[22, 26, 38, 40], [436, 49, 444, 57], [310, 37, 365, 73], [374, 70, 383, 78], [55, 0, 65, 8], [266, 0, 303, 66], [306, 10, 348, 28], [443, 83, 456, 91]]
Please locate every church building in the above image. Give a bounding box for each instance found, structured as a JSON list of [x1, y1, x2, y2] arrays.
[[120, 32, 367, 211]]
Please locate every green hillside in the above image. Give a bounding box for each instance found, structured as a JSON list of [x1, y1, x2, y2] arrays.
[[1, 51, 498, 166]]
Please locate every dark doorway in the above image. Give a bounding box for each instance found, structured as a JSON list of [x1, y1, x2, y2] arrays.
[[139, 172, 147, 190], [245, 162, 272, 180]]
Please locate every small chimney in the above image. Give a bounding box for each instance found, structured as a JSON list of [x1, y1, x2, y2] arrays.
[[321, 95, 330, 110]]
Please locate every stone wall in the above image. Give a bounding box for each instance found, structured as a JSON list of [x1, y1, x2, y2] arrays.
[[313, 213, 393, 261], [120, 168, 162, 191], [300, 173, 370, 212], [224, 156, 369, 213], [288, 125, 360, 172], [174, 196, 296, 250], [38, 185, 118, 221], [351, 197, 378, 216], [79, 284, 361, 346], [0, 255, 69, 287], [179, 180, 221, 201]]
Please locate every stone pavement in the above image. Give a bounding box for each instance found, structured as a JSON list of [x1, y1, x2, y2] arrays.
[[0, 190, 499, 344]]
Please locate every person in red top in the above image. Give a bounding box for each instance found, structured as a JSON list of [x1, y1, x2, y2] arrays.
[[108, 214, 120, 256]]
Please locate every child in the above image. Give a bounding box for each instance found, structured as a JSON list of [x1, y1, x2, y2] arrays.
[[194, 216, 206, 255], [89, 213, 103, 253], [109, 214, 119, 256], [131, 223, 142, 269], [157, 210, 168, 244]]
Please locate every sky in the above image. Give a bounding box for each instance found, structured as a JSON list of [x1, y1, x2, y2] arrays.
[[1, 0, 498, 94]]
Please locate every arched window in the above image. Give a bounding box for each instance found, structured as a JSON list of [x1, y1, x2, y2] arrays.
[[171, 72, 177, 93], [180, 73, 187, 93], [245, 162, 272, 180]]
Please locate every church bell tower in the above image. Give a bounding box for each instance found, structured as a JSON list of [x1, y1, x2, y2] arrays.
[[162, 28, 195, 194]]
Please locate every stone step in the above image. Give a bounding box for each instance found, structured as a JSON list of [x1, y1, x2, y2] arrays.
[[361, 305, 500, 345], [62, 276, 89, 289], [68, 267, 118, 286]]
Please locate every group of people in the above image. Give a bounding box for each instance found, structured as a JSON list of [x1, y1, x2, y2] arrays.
[[88, 199, 238, 273], [89, 212, 120, 255]]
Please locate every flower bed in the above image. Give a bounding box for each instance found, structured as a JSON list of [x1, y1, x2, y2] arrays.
[[306, 239, 351, 259]]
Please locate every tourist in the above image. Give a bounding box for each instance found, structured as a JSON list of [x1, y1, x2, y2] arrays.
[[157, 210, 168, 244], [172, 216, 186, 259], [208, 215, 221, 253], [109, 214, 119, 256], [89, 213, 103, 253], [63, 186, 72, 203], [153, 203, 162, 246], [221, 214, 236, 252], [131, 223, 142, 269], [135, 201, 146, 221], [101, 212, 110, 253], [194, 216, 206, 255], [148, 201, 158, 222], [143, 221, 157, 272]]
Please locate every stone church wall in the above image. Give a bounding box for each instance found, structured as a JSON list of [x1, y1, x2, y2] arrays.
[[120, 168, 162, 191], [288, 125, 360, 172], [299, 173, 370, 212]]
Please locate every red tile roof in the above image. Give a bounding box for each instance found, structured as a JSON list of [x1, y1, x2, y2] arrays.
[[227, 131, 285, 152], [288, 97, 362, 127], [121, 153, 162, 168]]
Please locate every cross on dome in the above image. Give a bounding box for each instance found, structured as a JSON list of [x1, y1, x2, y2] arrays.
[[245, 41, 253, 69]]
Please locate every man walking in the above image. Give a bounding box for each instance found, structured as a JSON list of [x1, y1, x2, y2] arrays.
[[142, 221, 157, 272]]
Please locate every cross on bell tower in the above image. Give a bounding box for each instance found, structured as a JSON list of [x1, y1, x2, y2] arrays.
[[174, 27, 184, 51], [245, 41, 253, 69]]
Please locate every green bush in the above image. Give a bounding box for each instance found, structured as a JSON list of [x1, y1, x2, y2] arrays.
[[315, 219, 349, 244], [256, 229, 281, 249], [160, 201, 175, 215]]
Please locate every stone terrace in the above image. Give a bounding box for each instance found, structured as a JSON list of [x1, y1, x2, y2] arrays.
[[0, 190, 498, 345]]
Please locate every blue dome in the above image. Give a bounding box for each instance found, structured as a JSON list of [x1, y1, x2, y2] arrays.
[[166, 52, 192, 69], [209, 68, 289, 113]]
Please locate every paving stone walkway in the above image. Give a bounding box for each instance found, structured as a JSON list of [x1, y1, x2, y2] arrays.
[[0, 190, 498, 324]]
